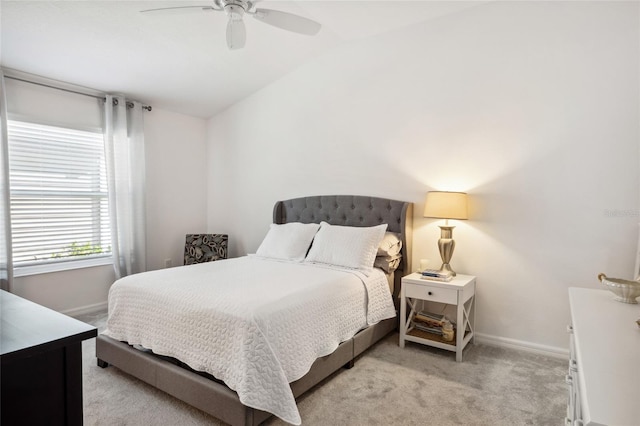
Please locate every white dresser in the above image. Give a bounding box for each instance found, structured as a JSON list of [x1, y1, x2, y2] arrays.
[[567, 288, 640, 425]]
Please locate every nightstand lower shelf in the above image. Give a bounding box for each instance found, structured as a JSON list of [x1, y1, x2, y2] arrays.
[[405, 328, 472, 352]]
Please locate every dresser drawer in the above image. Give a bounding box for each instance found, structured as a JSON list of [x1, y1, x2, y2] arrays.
[[404, 283, 457, 304]]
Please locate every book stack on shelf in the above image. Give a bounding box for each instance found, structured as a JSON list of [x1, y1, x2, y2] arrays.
[[412, 311, 455, 342], [420, 269, 453, 282]]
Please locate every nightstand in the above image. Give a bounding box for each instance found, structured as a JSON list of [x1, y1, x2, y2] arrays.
[[399, 273, 476, 362]]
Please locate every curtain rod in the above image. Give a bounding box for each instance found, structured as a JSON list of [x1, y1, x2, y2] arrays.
[[5, 75, 152, 112]]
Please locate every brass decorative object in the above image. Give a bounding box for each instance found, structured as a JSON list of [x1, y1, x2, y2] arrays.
[[424, 191, 468, 276], [597, 273, 640, 304]]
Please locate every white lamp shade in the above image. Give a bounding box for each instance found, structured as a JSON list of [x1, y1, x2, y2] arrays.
[[423, 191, 468, 220]]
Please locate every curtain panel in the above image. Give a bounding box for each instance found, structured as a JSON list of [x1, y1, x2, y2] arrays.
[[104, 95, 147, 279], [0, 70, 13, 291]]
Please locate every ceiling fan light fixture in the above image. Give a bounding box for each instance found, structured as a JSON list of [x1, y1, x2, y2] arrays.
[[226, 16, 246, 49]]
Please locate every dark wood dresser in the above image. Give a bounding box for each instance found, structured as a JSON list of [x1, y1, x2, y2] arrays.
[[1, 290, 97, 425]]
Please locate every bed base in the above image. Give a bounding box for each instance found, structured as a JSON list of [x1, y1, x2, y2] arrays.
[[96, 316, 397, 426]]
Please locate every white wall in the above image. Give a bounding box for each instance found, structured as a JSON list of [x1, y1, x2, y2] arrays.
[[207, 1, 640, 352], [8, 80, 208, 313], [144, 108, 208, 272]]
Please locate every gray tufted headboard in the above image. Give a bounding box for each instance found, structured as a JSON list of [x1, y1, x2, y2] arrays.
[[273, 195, 413, 300]]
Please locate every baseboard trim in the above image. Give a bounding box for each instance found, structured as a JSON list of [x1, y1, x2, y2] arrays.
[[62, 301, 108, 318], [474, 332, 569, 359]]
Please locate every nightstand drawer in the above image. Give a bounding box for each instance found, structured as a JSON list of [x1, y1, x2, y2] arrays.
[[404, 283, 457, 305]]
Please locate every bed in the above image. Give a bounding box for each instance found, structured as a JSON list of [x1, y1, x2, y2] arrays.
[[96, 195, 413, 425]]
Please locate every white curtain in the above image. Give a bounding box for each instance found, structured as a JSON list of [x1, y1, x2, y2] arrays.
[[0, 70, 13, 292], [104, 95, 146, 279], [0, 69, 13, 291]]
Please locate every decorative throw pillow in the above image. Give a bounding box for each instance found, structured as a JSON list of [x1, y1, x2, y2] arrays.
[[184, 234, 228, 265], [256, 222, 320, 261], [304, 222, 388, 274], [377, 232, 402, 257], [374, 254, 402, 274]]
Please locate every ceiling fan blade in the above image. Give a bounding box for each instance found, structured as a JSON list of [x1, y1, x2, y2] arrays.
[[226, 18, 246, 50], [140, 5, 220, 15], [252, 8, 321, 36]]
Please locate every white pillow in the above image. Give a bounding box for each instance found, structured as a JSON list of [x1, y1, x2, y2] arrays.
[[256, 222, 320, 261], [305, 222, 388, 274]]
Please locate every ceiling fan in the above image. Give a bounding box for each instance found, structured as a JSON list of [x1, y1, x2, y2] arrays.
[[141, 0, 322, 50]]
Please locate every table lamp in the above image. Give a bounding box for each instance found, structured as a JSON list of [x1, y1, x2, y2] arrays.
[[423, 191, 468, 276]]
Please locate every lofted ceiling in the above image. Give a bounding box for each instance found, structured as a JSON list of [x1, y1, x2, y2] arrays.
[[1, 1, 482, 118]]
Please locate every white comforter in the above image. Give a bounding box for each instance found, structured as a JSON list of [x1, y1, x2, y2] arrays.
[[103, 256, 396, 425]]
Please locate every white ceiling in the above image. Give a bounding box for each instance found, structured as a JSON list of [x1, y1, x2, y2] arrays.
[[1, 1, 482, 118]]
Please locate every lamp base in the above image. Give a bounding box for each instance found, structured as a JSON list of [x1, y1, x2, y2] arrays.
[[438, 262, 456, 277], [437, 225, 457, 277]]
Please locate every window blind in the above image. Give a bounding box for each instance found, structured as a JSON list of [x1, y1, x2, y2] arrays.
[[7, 120, 111, 266]]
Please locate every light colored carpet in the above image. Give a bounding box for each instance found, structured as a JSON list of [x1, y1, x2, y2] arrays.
[[79, 311, 566, 425]]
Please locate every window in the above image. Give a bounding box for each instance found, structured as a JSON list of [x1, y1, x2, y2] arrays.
[[7, 120, 111, 272]]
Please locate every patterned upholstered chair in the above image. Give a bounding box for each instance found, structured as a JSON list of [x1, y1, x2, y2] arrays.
[[184, 234, 228, 265]]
